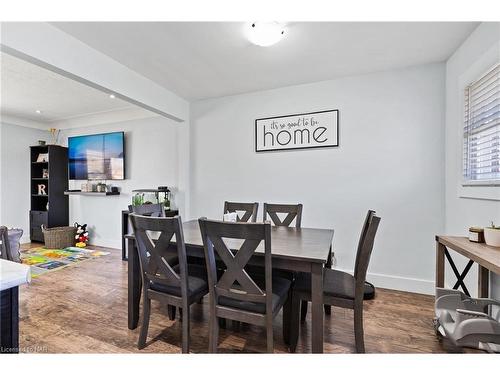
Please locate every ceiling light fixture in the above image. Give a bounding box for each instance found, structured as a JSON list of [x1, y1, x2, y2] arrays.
[[109, 94, 116, 99], [35, 109, 42, 114], [245, 22, 286, 47]]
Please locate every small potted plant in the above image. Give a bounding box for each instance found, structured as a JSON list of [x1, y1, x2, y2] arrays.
[[132, 193, 144, 206], [484, 222, 500, 247]]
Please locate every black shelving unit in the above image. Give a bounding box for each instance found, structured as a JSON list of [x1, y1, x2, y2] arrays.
[[29, 145, 69, 242]]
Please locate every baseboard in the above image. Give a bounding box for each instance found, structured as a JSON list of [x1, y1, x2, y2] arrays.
[[20, 235, 31, 245], [336, 268, 435, 295], [367, 272, 435, 295], [88, 238, 121, 250]]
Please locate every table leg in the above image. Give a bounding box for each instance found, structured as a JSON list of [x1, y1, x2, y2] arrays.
[[478, 265, 489, 298], [435, 241, 445, 289], [122, 212, 128, 261], [311, 263, 324, 353], [128, 237, 141, 330], [324, 245, 332, 315], [0, 287, 19, 354], [444, 249, 471, 296]]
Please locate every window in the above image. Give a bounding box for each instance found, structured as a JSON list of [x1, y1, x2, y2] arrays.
[[463, 63, 500, 184]]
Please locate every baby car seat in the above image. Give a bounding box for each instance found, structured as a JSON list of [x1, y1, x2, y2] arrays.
[[435, 288, 500, 353]]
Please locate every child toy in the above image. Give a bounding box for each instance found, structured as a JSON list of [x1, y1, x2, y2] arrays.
[[74, 222, 89, 248]]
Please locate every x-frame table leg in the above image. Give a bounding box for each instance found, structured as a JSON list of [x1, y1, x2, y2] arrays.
[[443, 248, 473, 296], [451, 259, 474, 291]]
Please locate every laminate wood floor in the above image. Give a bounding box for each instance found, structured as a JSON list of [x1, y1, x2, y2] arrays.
[[18, 243, 470, 354]]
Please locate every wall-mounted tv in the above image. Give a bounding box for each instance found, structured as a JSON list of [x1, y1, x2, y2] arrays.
[[68, 131, 125, 180]]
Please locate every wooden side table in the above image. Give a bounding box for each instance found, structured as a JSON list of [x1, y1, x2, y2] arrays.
[[435, 235, 500, 298]]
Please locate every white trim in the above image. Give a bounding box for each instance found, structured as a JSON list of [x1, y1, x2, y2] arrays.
[[20, 235, 31, 245], [462, 180, 500, 187], [459, 185, 500, 201], [0, 114, 48, 130], [48, 105, 133, 123], [1, 107, 160, 131], [336, 268, 435, 295], [88, 238, 121, 250], [52, 107, 159, 129]]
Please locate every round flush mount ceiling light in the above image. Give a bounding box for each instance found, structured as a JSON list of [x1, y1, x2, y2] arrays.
[[109, 94, 116, 99], [35, 109, 42, 114], [245, 22, 286, 47]]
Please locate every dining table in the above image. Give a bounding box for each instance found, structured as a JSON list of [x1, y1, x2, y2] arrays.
[[126, 219, 334, 353]]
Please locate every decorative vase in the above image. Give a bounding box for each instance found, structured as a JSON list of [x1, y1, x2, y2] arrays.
[[484, 228, 500, 247], [48, 128, 60, 145]]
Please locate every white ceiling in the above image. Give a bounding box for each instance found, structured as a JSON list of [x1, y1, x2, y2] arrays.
[[0, 52, 136, 123], [52, 22, 479, 100]]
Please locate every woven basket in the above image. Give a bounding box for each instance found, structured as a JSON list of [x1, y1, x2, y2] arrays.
[[41, 225, 76, 249]]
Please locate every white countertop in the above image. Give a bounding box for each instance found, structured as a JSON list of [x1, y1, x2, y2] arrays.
[[0, 259, 31, 291]]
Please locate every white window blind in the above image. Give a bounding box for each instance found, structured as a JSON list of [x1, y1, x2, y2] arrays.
[[463, 63, 500, 183]]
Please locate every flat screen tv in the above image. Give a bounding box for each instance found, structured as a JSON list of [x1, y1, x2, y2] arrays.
[[68, 131, 125, 180]]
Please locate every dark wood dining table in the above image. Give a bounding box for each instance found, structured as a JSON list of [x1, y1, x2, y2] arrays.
[[126, 219, 334, 353]]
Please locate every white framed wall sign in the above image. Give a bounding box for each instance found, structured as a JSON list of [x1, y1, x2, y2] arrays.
[[255, 109, 339, 152]]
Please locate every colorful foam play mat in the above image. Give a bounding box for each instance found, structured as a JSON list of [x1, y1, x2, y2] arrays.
[[21, 247, 110, 277]]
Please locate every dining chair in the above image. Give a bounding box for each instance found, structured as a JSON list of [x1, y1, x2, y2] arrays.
[[129, 214, 209, 353], [263, 203, 303, 228], [289, 210, 381, 353], [299, 210, 376, 321], [222, 201, 259, 329], [223, 201, 259, 222], [262, 203, 304, 333], [198, 218, 292, 353], [129, 202, 181, 319]]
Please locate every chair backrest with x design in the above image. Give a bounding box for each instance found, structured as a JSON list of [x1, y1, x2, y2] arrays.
[[129, 214, 188, 297], [223, 201, 259, 222], [263, 203, 303, 228], [353, 210, 376, 277], [199, 218, 272, 309], [353, 212, 381, 299]]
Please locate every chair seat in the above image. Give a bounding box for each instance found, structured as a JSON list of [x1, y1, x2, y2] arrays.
[[218, 275, 291, 314], [294, 269, 356, 300], [150, 264, 208, 300]]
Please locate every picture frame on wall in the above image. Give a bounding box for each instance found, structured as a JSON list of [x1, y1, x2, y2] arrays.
[[255, 109, 339, 152]]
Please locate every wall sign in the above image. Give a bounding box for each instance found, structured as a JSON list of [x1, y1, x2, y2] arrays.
[[255, 109, 339, 152]]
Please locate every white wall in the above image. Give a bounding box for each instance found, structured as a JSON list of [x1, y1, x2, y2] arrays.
[[445, 23, 500, 303], [190, 63, 446, 294], [0, 122, 50, 242], [0, 122, 2, 221], [60, 115, 184, 249]]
